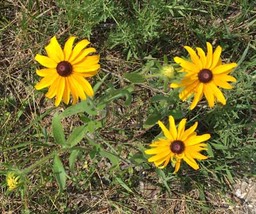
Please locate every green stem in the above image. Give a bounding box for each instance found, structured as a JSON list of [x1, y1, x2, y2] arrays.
[[144, 74, 160, 78], [22, 150, 58, 175]]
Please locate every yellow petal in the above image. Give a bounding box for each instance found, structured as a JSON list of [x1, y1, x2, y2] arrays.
[[196, 47, 206, 67], [205, 42, 213, 68], [191, 152, 208, 160], [72, 75, 94, 97], [78, 70, 99, 78], [159, 153, 172, 168], [183, 154, 199, 170], [212, 63, 237, 74], [62, 78, 70, 104], [45, 77, 59, 98], [45, 36, 64, 63], [158, 120, 173, 140], [223, 74, 236, 82], [189, 143, 208, 152], [203, 83, 215, 107], [174, 57, 199, 72], [69, 39, 90, 62], [179, 80, 198, 101], [210, 45, 222, 70], [154, 154, 170, 167], [181, 122, 198, 142], [177, 118, 187, 139], [68, 76, 86, 100], [72, 48, 97, 65], [170, 82, 180, 88], [78, 55, 100, 66], [145, 146, 170, 155], [35, 54, 57, 68], [210, 83, 226, 105], [67, 78, 78, 104], [73, 64, 100, 73], [184, 46, 202, 69], [54, 77, 65, 106], [150, 139, 171, 148], [64, 36, 76, 61], [36, 68, 56, 77], [174, 159, 181, 173], [190, 83, 203, 110], [148, 149, 171, 162], [213, 77, 233, 89], [169, 115, 177, 140], [185, 134, 211, 146], [35, 72, 58, 90]]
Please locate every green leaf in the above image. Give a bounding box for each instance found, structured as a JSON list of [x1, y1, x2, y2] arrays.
[[156, 168, 171, 193], [59, 100, 97, 118], [130, 152, 146, 165], [93, 73, 109, 93], [225, 168, 234, 183], [89, 146, 100, 159], [66, 125, 87, 147], [52, 114, 66, 146], [115, 177, 133, 193], [124, 72, 145, 83], [143, 111, 162, 128], [99, 150, 119, 167], [210, 143, 228, 150], [100, 87, 133, 106], [151, 94, 168, 102], [87, 121, 102, 133], [53, 155, 67, 191], [207, 143, 214, 157], [168, 109, 183, 120], [69, 149, 80, 171]]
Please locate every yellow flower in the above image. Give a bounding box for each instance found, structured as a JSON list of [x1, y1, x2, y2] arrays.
[[171, 42, 237, 110], [35, 36, 100, 106], [6, 172, 20, 191], [145, 115, 210, 173]]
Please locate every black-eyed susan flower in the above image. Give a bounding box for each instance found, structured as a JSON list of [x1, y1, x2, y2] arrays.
[[6, 172, 20, 191], [35, 36, 100, 106], [171, 42, 237, 110], [145, 115, 210, 173]]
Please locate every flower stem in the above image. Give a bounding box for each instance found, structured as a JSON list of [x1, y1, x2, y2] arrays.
[[22, 150, 57, 175]]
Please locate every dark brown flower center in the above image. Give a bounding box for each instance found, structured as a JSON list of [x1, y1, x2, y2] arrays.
[[57, 61, 73, 77], [198, 69, 213, 83], [170, 140, 185, 154]]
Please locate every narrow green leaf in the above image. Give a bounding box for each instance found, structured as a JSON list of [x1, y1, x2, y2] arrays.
[[156, 169, 171, 193], [53, 155, 67, 191], [99, 150, 119, 167], [143, 111, 162, 128], [130, 152, 146, 165], [93, 73, 109, 93], [151, 94, 168, 102], [207, 143, 214, 157], [59, 100, 97, 118], [115, 177, 133, 193], [52, 114, 66, 146], [87, 121, 102, 133], [105, 88, 133, 106], [124, 72, 145, 83], [66, 125, 87, 147], [69, 149, 80, 171], [210, 143, 228, 150], [225, 168, 234, 183]]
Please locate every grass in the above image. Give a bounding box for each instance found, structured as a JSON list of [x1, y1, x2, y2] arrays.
[[0, 0, 255, 213]]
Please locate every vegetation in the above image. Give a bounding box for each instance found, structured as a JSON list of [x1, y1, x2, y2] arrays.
[[1, 0, 255, 213]]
